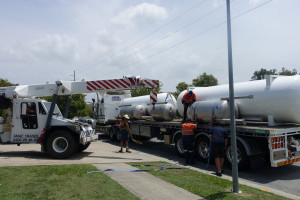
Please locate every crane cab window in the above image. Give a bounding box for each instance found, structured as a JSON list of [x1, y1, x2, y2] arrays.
[[21, 102, 38, 129], [38, 102, 46, 115]]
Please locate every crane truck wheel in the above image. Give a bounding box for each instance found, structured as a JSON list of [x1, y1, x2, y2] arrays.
[[46, 130, 78, 159], [77, 142, 91, 153], [174, 134, 184, 157], [225, 142, 250, 171], [195, 136, 211, 162]]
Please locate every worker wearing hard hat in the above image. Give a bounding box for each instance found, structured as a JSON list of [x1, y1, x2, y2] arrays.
[[119, 114, 131, 153], [181, 119, 197, 165], [181, 90, 196, 122]]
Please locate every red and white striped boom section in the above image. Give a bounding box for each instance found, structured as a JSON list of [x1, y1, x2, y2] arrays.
[[1, 76, 160, 98], [86, 76, 159, 92]]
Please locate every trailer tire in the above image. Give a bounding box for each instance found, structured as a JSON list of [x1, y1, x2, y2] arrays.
[[109, 129, 115, 140], [115, 129, 121, 141], [174, 134, 184, 157], [46, 130, 78, 159], [195, 136, 211, 162], [225, 142, 250, 170], [77, 142, 91, 153]]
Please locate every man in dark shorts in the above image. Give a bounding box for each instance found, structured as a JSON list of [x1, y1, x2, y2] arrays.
[[209, 123, 228, 177]]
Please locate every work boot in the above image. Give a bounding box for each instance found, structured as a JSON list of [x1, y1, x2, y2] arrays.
[[216, 171, 222, 177], [119, 148, 123, 153], [126, 148, 131, 153]]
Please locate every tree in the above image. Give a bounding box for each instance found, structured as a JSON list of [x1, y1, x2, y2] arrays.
[[278, 67, 297, 76], [0, 78, 18, 87], [130, 88, 161, 97], [251, 67, 297, 80], [192, 73, 218, 87], [43, 94, 92, 119], [174, 82, 191, 99], [251, 68, 277, 80], [0, 78, 18, 122]]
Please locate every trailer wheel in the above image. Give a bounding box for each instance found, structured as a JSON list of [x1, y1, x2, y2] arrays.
[[195, 136, 211, 162], [46, 130, 78, 159], [115, 129, 121, 141], [77, 142, 91, 153], [174, 134, 184, 157], [225, 142, 249, 170], [109, 128, 115, 140]]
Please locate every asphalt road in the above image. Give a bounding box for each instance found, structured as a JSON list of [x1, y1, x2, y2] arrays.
[[0, 136, 299, 199]]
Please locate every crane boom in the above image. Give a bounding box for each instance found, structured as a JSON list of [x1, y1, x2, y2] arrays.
[[0, 76, 160, 98]]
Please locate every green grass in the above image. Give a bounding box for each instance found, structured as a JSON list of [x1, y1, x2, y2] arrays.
[[0, 164, 139, 200], [130, 161, 289, 200]]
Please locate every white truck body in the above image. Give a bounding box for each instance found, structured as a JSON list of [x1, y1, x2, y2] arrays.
[[0, 76, 160, 158], [96, 75, 300, 169]]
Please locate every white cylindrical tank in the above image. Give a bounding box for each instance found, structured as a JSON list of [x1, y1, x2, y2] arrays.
[[119, 105, 146, 119], [177, 75, 300, 124], [187, 100, 239, 122], [119, 93, 177, 121]]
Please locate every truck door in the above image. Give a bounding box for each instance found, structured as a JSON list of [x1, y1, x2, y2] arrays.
[[11, 100, 44, 143]]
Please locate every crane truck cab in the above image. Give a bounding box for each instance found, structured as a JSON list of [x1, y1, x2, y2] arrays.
[[0, 76, 160, 159], [0, 98, 97, 158]]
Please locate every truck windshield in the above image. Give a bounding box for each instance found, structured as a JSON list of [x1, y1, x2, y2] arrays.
[[43, 102, 63, 116]]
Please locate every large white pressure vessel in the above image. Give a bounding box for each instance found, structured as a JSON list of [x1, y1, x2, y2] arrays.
[[187, 100, 239, 122], [177, 75, 300, 124], [119, 93, 177, 121]]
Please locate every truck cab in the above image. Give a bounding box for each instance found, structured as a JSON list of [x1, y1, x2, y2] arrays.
[[0, 98, 98, 158]]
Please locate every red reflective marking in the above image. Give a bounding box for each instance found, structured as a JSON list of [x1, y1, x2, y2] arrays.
[[120, 79, 130, 87], [144, 80, 154, 88], [97, 81, 110, 90], [152, 80, 159, 87], [87, 82, 97, 90], [128, 77, 135, 85], [114, 79, 127, 88], [91, 81, 101, 89], [103, 80, 116, 89], [109, 80, 120, 88], [150, 96, 157, 102]]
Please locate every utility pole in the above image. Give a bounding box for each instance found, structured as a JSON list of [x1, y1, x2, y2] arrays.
[[226, 0, 240, 193], [69, 70, 76, 81]]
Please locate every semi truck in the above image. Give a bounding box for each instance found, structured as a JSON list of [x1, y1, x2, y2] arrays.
[[0, 76, 160, 158], [96, 75, 300, 170]]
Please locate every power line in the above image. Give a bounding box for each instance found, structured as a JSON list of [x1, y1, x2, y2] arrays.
[[87, 0, 275, 77], [76, 0, 209, 75], [81, 1, 227, 77]]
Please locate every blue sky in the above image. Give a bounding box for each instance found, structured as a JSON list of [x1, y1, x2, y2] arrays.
[[1, 0, 299, 93]]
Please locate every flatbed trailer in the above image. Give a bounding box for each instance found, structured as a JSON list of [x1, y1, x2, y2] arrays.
[[98, 119, 300, 170]]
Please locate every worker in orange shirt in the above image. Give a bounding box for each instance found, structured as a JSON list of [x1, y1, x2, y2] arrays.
[[182, 119, 197, 165], [181, 90, 196, 122]]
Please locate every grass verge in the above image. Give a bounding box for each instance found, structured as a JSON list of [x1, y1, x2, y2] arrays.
[[130, 161, 289, 200], [0, 164, 139, 200]]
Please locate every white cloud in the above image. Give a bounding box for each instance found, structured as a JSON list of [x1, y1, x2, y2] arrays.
[[111, 3, 168, 29], [1, 34, 79, 64]]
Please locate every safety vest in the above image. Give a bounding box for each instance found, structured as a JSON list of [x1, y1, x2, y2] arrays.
[[182, 123, 197, 135], [119, 121, 126, 130], [182, 92, 196, 104]]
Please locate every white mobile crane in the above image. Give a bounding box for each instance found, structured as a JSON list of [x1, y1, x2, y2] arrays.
[[0, 76, 159, 158]]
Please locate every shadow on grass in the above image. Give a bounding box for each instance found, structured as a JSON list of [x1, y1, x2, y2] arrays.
[[206, 192, 230, 200]]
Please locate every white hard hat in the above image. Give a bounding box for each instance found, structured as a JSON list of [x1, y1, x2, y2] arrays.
[[123, 114, 129, 119]]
